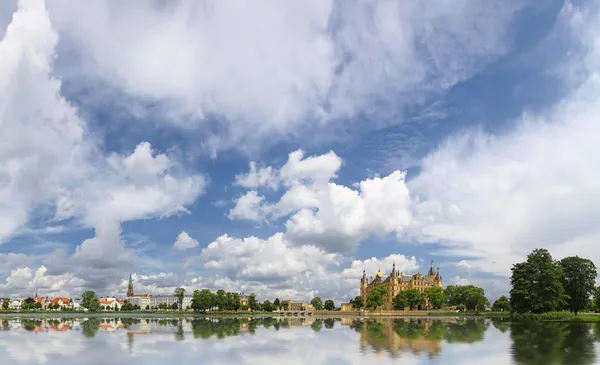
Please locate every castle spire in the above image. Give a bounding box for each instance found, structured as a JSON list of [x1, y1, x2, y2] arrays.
[[429, 260, 435, 276]]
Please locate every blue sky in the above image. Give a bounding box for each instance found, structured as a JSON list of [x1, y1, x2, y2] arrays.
[[1, 0, 600, 303]]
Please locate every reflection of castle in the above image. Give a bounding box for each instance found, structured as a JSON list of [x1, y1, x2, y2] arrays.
[[360, 261, 442, 310], [354, 319, 449, 358]]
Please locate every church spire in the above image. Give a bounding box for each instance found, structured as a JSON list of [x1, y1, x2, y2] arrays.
[[429, 260, 435, 276], [127, 273, 134, 297]]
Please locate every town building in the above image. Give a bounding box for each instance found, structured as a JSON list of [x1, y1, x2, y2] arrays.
[[99, 297, 125, 310], [49, 297, 73, 309], [150, 295, 192, 309], [280, 300, 314, 312], [358, 261, 443, 310], [126, 273, 152, 308]]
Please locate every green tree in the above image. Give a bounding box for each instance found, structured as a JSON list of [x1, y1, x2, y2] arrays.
[[350, 296, 364, 309], [82, 290, 100, 312], [510, 249, 564, 314], [393, 293, 408, 310], [248, 294, 258, 311], [232, 293, 241, 311], [171, 302, 179, 310], [215, 290, 226, 310], [174, 287, 186, 311], [492, 296, 511, 312], [465, 290, 489, 311], [324, 299, 335, 311], [192, 289, 213, 312], [559, 256, 598, 315], [273, 298, 280, 309], [594, 287, 600, 312], [366, 286, 387, 309], [395, 289, 425, 310], [456, 303, 465, 312], [424, 287, 447, 309], [311, 297, 324, 310], [1, 301, 8, 310], [262, 300, 274, 312]]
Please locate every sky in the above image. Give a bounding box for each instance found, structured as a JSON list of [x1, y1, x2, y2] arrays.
[[1, 0, 599, 304]]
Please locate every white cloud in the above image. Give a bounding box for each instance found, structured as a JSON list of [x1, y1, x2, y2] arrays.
[[201, 233, 338, 280], [234, 161, 278, 190], [456, 260, 472, 272], [173, 231, 200, 251], [45, 0, 522, 151], [231, 150, 412, 252]]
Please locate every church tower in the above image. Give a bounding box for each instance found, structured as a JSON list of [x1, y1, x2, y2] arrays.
[[127, 273, 134, 297]]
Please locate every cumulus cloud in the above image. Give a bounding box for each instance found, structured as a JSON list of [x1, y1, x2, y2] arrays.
[[173, 231, 200, 251], [45, 0, 522, 151], [230, 150, 412, 252]]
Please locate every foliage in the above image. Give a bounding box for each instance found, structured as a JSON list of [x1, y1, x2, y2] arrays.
[[273, 298, 280, 309], [559, 256, 597, 315], [394, 289, 425, 310], [174, 287, 186, 311], [311, 297, 324, 310], [366, 286, 387, 309], [82, 290, 100, 312], [350, 296, 364, 309], [492, 296, 511, 312], [444, 285, 488, 310], [248, 294, 258, 311], [324, 299, 335, 311], [456, 304, 465, 312], [171, 302, 179, 310], [121, 302, 134, 311], [510, 249, 565, 314], [424, 287, 447, 309], [191, 289, 213, 311], [1, 301, 8, 310], [262, 300, 274, 312]]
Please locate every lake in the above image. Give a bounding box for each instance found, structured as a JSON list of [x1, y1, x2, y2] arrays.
[[0, 316, 599, 364]]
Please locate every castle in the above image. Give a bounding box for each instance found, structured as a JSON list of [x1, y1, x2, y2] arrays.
[[360, 261, 442, 310]]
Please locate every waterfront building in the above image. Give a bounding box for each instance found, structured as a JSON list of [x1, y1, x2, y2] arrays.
[[49, 297, 72, 309], [358, 261, 443, 310], [150, 295, 192, 309], [280, 300, 314, 311], [99, 297, 124, 310], [126, 273, 152, 308]]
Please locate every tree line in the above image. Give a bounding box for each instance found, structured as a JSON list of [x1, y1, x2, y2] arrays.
[[509, 248, 598, 315], [348, 285, 489, 311]]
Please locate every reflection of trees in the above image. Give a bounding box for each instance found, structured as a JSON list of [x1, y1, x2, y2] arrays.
[[324, 318, 335, 329], [311, 319, 323, 332], [491, 318, 510, 333], [175, 319, 185, 342], [444, 319, 488, 344], [21, 319, 43, 331], [511, 322, 596, 365], [2, 319, 9, 330], [190, 318, 242, 339], [82, 318, 101, 338]]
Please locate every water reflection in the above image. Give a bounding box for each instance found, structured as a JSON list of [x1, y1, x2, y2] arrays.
[[0, 316, 599, 364]]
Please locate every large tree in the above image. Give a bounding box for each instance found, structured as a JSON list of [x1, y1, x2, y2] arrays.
[[395, 289, 425, 310], [350, 296, 364, 309], [248, 294, 258, 311], [311, 297, 324, 310], [366, 286, 387, 309], [424, 287, 447, 309], [273, 298, 280, 309], [510, 248, 564, 314], [560, 256, 598, 315], [174, 287, 186, 311], [324, 299, 335, 311], [262, 300, 274, 312], [191, 289, 213, 311], [492, 296, 511, 312], [82, 290, 100, 312]]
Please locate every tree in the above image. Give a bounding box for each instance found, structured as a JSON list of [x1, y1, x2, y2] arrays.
[[559, 256, 598, 315], [2, 301, 8, 310], [324, 299, 335, 311], [492, 296, 511, 312], [215, 290, 226, 310], [171, 302, 179, 310], [248, 294, 258, 311], [311, 297, 324, 310], [350, 296, 364, 309], [465, 290, 488, 311], [456, 304, 465, 312], [145, 305, 150, 310], [273, 298, 280, 309], [424, 287, 447, 309], [174, 287, 186, 311], [191, 289, 213, 312], [262, 300, 274, 312], [510, 248, 564, 314], [395, 289, 425, 310], [366, 286, 387, 309], [82, 290, 100, 312]]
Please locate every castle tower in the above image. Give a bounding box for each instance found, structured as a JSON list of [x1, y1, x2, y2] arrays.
[[127, 273, 134, 297]]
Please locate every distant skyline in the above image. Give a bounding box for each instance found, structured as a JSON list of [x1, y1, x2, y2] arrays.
[[1, 0, 600, 304]]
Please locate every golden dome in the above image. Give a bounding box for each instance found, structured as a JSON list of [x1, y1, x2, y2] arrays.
[[376, 268, 383, 277]]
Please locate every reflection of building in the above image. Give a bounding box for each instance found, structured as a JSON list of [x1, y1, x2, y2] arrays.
[[280, 300, 314, 311], [356, 319, 443, 358], [279, 317, 315, 328], [359, 261, 443, 310]]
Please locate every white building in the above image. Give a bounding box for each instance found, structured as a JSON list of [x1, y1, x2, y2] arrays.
[[99, 297, 124, 310], [127, 294, 152, 309], [150, 295, 192, 309], [9, 300, 21, 310]]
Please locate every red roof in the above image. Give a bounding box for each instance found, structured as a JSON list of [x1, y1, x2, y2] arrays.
[[99, 300, 115, 305], [49, 298, 71, 305]]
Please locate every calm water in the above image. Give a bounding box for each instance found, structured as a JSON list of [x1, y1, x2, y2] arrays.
[[0, 316, 599, 364]]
